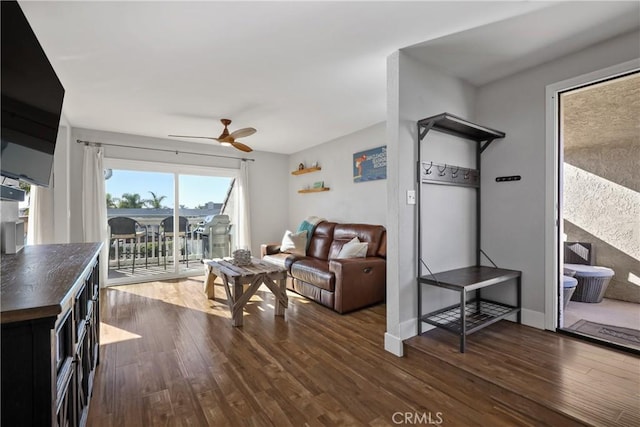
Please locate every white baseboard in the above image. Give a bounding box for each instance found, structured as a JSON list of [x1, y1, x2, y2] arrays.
[[385, 309, 545, 357], [521, 308, 546, 330], [384, 318, 431, 357], [399, 317, 418, 340], [486, 308, 546, 330], [384, 333, 404, 357]]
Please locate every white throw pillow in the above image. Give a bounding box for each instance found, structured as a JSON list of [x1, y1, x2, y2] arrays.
[[337, 237, 368, 259], [280, 230, 307, 256]]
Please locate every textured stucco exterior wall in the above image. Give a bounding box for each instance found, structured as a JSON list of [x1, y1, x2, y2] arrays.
[[564, 143, 640, 303]]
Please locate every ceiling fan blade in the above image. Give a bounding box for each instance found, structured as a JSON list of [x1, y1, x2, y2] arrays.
[[231, 141, 253, 152], [169, 134, 218, 140], [229, 127, 256, 139], [170, 119, 255, 152]]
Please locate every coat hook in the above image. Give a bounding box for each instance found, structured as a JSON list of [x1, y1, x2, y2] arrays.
[[451, 166, 459, 179], [463, 169, 470, 180], [437, 164, 447, 176], [424, 161, 433, 175]]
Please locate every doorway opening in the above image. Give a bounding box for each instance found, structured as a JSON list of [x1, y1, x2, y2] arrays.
[[557, 71, 639, 352], [104, 159, 238, 285]]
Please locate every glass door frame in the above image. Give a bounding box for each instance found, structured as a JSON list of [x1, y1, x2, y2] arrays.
[[544, 59, 640, 330], [104, 157, 239, 286]]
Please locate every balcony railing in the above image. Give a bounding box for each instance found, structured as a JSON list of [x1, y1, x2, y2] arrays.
[[107, 208, 231, 280]]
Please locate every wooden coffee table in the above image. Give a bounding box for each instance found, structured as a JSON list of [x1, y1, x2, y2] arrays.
[[204, 258, 288, 326]]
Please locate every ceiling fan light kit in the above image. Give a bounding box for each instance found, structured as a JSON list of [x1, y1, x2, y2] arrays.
[[169, 118, 255, 152]]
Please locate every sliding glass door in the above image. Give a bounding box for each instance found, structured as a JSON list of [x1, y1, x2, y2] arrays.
[[104, 159, 237, 285]]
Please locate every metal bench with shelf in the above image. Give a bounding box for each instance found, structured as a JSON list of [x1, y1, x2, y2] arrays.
[[416, 113, 522, 353]]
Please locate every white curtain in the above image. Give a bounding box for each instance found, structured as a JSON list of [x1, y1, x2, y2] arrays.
[[237, 160, 252, 252], [26, 185, 54, 245], [82, 145, 109, 287]]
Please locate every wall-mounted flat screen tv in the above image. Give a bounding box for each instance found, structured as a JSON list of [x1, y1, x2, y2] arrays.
[[1, 0, 65, 187]]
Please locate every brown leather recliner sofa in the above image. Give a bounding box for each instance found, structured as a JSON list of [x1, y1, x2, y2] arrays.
[[260, 222, 386, 313]]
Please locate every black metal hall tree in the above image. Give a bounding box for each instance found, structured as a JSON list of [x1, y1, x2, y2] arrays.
[[416, 112, 522, 353]]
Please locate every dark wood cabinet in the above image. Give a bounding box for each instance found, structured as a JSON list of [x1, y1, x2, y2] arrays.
[[1, 243, 102, 427]]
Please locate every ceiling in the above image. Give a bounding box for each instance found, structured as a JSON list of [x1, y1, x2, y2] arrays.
[[19, 1, 639, 155], [404, 2, 640, 86]]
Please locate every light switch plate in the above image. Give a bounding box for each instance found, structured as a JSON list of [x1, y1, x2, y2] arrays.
[[407, 190, 416, 205]]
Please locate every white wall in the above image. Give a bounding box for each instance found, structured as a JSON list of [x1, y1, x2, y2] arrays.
[[385, 51, 477, 356], [69, 128, 289, 256], [0, 201, 20, 222], [287, 123, 387, 230], [476, 30, 640, 323], [52, 114, 72, 243]]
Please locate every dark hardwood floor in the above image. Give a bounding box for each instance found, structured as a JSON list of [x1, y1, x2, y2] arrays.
[[87, 277, 640, 426]]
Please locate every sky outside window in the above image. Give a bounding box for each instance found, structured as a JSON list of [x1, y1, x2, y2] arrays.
[[106, 170, 232, 208]]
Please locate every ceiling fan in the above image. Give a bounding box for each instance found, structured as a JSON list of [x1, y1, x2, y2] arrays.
[[169, 118, 255, 152]]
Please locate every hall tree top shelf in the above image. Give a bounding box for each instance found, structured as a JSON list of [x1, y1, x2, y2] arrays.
[[417, 112, 505, 143]]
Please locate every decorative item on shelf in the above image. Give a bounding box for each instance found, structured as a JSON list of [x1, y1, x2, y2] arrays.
[[313, 181, 324, 188], [312, 161, 319, 168], [232, 249, 252, 266], [298, 162, 305, 170]]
